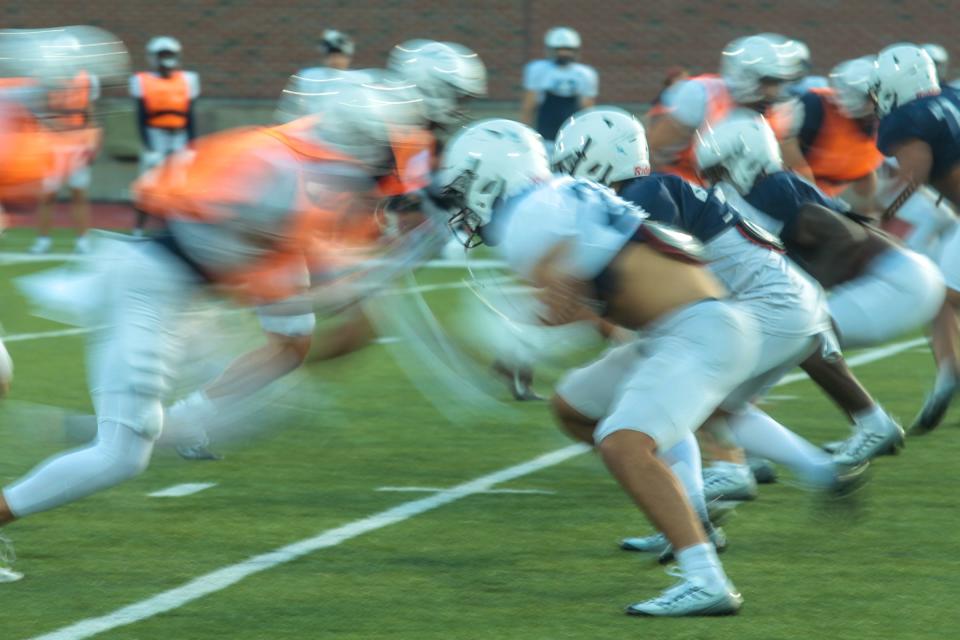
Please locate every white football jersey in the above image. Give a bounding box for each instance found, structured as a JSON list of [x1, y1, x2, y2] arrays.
[[491, 176, 643, 281]]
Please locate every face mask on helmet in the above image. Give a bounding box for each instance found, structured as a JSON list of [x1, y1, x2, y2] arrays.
[[157, 51, 179, 70], [553, 48, 577, 66]]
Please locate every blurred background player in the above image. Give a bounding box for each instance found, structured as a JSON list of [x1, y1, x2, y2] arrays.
[[276, 29, 355, 124], [130, 36, 199, 235], [29, 37, 100, 255], [792, 57, 884, 206], [520, 27, 597, 152], [647, 34, 811, 184]]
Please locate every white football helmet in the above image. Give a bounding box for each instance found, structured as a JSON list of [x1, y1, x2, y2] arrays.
[[0, 26, 129, 89], [921, 43, 949, 80], [320, 29, 354, 57], [545, 27, 581, 50], [387, 39, 487, 126], [433, 119, 551, 242], [553, 107, 650, 186], [694, 112, 783, 195], [721, 34, 801, 104], [828, 56, 876, 118], [146, 36, 181, 70], [302, 70, 427, 177], [872, 44, 939, 116]]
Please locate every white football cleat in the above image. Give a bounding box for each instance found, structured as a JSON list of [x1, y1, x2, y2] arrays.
[[703, 464, 757, 502], [626, 569, 742, 617], [620, 532, 669, 553], [0, 534, 23, 583], [28, 236, 52, 255], [832, 419, 904, 466]]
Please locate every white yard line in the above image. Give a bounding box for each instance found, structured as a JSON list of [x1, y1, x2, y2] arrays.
[[23, 334, 927, 640], [28, 443, 589, 640], [147, 483, 218, 498], [0, 252, 507, 269], [375, 486, 556, 495]]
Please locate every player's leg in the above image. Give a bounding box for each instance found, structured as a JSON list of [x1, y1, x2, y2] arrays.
[[914, 224, 960, 433], [802, 350, 903, 462], [164, 307, 315, 460], [29, 191, 56, 254], [67, 164, 92, 252], [594, 301, 757, 616]]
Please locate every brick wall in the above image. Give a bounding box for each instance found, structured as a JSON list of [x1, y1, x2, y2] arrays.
[[4, 0, 958, 103]]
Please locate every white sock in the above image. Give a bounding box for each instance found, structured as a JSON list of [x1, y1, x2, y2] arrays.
[[852, 404, 889, 433], [159, 390, 216, 447], [676, 542, 727, 589], [729, 406, 836, 488], [661, 433, 709, 524], [934, 365, 959, 391]]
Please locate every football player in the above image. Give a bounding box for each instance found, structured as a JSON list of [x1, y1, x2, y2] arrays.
[[647, 34, 813, 184], [520, 27, 598, 150], [872, 43, 960, 432], [697, 115, 944, 459], [0, 77, 430, 575], [554, 108, 864, 520], [434, 117, 764, 616]]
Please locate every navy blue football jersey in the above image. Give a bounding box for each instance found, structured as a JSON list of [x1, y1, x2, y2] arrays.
[[743, 171, 850, 238], [618, 173, 739, 243], [877, 86, 960, 182]]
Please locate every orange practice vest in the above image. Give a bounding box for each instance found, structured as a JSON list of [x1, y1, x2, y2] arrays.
[[137, 71, 191, 129], [134, 116, 434, 303], [0, 96, 101, 205], [48, 70, 92, 129], [804, 87, 884, 196], [660, 75, 792, 184]]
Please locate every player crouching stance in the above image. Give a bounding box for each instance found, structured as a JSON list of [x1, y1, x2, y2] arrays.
[[0, 77, 427, 576], [433, 118, 755, 616], [697, 115, 944, 459]]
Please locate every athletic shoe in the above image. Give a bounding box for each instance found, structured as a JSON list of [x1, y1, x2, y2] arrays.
[[491, 360, 543, 401], [832, 419, 904, 466], [28, 236, 52, 254], [74, 235, 90, 254], [910, 373, 958, 435], [828, 461, 871, 499], [702, 465, 757, 502], [657, 524, 727, 565], [0, 534, 23, 583], [620, 532, 669, 553], [747, 457, 777, 484], [175, 444, 223, 461], [625, 568, 742, 617]]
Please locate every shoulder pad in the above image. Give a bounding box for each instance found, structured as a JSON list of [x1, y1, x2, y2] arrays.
[[640, 220, 705, 263]]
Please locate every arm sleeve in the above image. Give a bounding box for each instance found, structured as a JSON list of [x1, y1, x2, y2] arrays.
[[522, 61, 540, 91], [581, 66, 599, 98], [185, 102, 197, 141], [128, 74, 142, 98], [661, 80, 707, 128], [796, 92, 824, 149], [186, 71, 201, 99], [136, 99, 151, 148]]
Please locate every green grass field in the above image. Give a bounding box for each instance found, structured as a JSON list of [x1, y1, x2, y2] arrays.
[[1, 228, 959, 639]]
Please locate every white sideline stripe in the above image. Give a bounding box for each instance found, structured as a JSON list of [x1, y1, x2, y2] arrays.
[[29, 443, 590, 640], [375, 486, 556, 495], [147, 483, 217, 498], [775, 337, 927, 386]]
